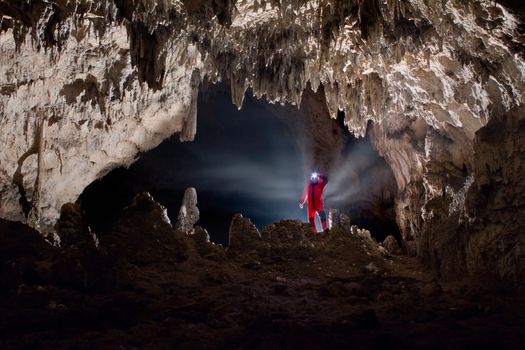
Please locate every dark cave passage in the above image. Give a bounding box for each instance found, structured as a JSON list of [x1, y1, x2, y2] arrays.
[[326, 118, 401, 244], [79, 86, 401, 245]]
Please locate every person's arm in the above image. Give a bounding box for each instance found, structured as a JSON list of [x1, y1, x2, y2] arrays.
[[320, 174, 328, 183], [299, 184, 308, 207]]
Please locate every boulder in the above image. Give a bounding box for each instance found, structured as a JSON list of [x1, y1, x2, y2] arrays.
[[228, 214, 262, 251], [105, 192, 189, 264], [56, 203, 96, 248], [381, 235, 401, 255]]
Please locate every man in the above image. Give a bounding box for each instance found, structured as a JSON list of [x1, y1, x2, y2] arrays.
[[299, 172, 329, 232]]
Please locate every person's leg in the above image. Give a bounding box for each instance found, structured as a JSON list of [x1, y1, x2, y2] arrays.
[[309, 216, 318, 232], [319, 210, 328, 231], [307, 205, 316, 232]]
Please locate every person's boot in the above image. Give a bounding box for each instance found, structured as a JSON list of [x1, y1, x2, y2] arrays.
[[319, 211, 328, 233]]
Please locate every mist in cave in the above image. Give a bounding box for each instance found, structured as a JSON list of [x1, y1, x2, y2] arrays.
[[79, 86, 399, 244], [79, 87, 306, 244]]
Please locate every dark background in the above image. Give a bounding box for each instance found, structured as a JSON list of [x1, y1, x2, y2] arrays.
[[79, 87, 401, 244]]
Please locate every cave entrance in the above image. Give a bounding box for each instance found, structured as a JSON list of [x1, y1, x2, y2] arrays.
[[78, 84, 401, 245]]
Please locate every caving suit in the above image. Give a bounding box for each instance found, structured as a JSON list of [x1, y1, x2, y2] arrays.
[[300, 174, 328, 232]]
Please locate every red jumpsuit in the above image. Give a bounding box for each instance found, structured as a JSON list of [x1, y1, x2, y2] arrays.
[[299, 174, 328, 232]]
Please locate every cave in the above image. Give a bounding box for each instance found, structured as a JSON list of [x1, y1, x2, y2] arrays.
[[1, 1, 525, 349], [78, 84, 401, 245]]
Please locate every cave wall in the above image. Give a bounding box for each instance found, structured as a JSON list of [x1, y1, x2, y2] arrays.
[[0, 0, 524, 283], [260, 85, 347, 175], [0, 1, 203, 232]]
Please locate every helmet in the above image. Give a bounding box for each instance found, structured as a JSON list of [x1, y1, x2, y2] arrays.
[[310, 172, 319, 182]]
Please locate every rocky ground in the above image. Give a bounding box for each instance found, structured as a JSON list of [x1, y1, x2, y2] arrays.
[[0, 193, 524, 350]]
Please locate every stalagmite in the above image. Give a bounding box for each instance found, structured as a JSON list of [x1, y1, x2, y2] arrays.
[[176, 187, 200, 232]]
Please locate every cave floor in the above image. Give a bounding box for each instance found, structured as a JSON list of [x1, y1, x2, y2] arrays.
[[1, 197, 524, 349]]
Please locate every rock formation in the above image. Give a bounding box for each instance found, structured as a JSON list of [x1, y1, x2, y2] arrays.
[[228, 213, 262, 251], [381, 234, 401, 255], [0, 1, 524, 285], [175, 187, 199, 232], [1, 195, 524, 348]]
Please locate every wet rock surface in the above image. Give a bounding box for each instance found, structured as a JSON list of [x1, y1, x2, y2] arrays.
[[1, 196, 524, 349]]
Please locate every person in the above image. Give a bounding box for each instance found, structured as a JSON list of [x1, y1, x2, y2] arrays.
[[299, 172, 329, 232]]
